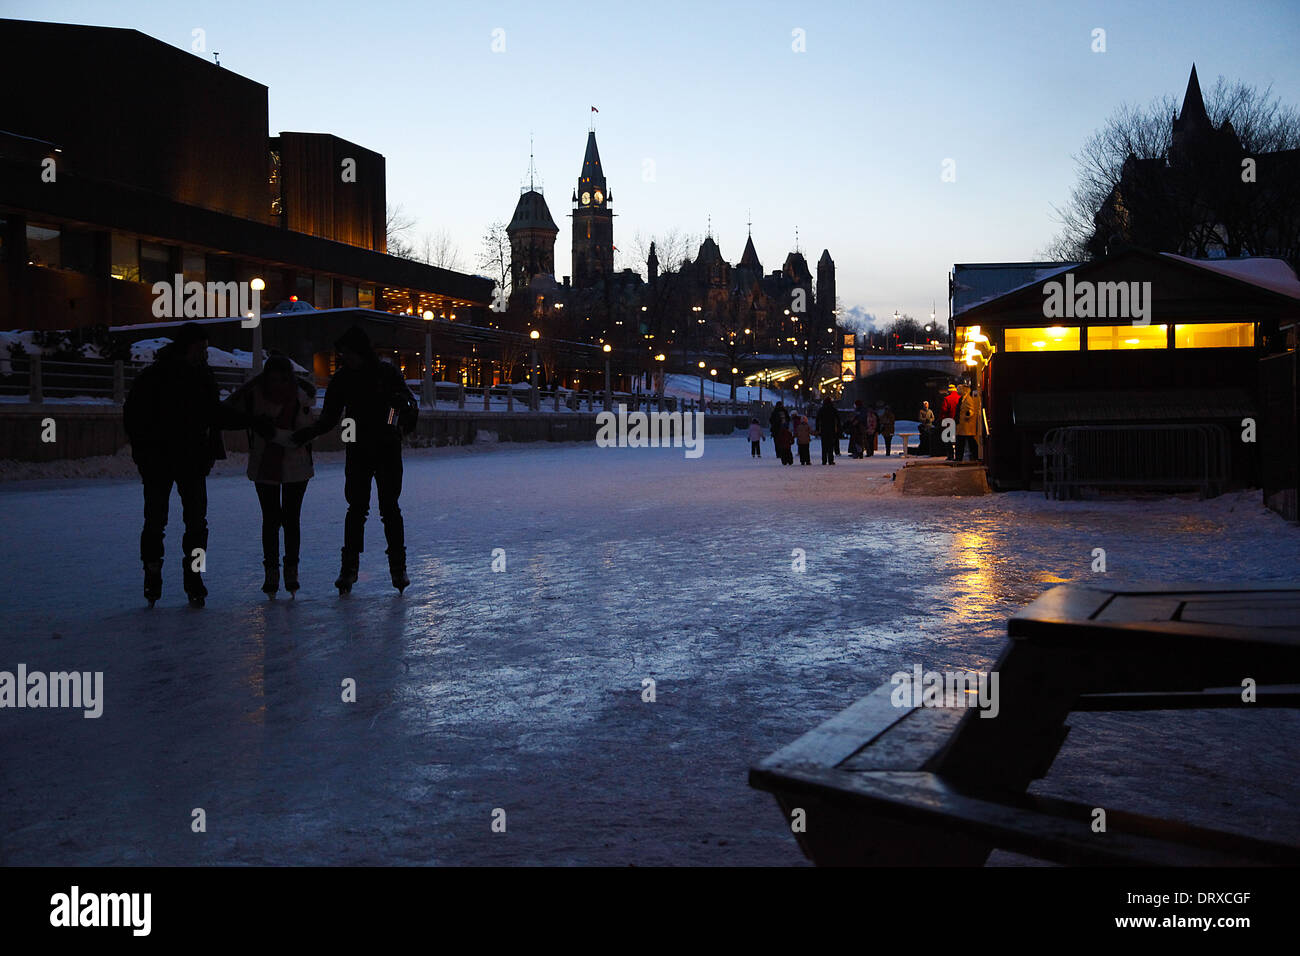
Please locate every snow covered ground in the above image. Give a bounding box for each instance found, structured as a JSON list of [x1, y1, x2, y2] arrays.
[[0, 435, 1296, 865]]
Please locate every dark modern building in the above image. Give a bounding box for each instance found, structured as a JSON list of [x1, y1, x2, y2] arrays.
[[0, 18, 493, 379]]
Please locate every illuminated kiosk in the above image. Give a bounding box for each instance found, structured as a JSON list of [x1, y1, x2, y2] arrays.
[[949, 249, 1300, 490]]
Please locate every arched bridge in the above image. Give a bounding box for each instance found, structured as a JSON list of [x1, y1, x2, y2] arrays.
[[854, 353, 963, 379]]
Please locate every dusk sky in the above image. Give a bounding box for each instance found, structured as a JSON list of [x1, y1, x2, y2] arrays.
[[8, 0, 1299, 326]]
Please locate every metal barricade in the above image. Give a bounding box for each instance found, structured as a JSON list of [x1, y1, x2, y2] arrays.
[[1041, 424, 1230, 500]]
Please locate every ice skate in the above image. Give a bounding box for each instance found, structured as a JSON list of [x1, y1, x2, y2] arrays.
[[184, 569, 207, 609], [143, 561, 162, 608], [335, 550, 359, 595], [262, 560, 279, 598]]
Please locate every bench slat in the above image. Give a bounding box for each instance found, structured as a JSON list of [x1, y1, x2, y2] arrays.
[[756, 684, 912, 770]]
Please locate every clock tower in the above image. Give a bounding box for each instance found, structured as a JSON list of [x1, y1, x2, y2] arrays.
[[571, 130, 614, 289]]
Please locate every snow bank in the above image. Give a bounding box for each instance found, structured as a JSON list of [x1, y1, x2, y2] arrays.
[[127, 337, 307, 373]]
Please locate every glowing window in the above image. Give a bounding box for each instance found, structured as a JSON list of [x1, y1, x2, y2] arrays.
[[1174, 323, 1254, 348], [1004, 326, 1079, 352], [1088, 324, 1167, 350]]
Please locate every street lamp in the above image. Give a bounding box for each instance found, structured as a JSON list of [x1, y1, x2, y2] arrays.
[[603, 343, 612, 411], [422, 310, 435, 407], [250, 277, 266, 374], [529, 329, 540, 407]]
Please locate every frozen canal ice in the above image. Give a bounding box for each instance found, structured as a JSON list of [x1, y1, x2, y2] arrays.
[[1, 435, 1296, 864]]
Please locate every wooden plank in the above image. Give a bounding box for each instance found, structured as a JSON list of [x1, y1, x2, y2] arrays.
[[1008, 612, 1300, 653], [1075, 687, 1300, 710], [836, 704, 968, 771], [1009, 586, 1114, 630], [1093, 595, 1184, 622], [1179, 601, 1300, 628], [754, 684, 914, 771], [751, 766, 1300, 866]]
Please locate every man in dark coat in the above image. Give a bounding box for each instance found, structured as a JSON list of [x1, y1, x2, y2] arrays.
[[769, 401, 787, 438], [815, 396, 840, 465], [293, 326, 414, 593], [124, 323, 270, 607]]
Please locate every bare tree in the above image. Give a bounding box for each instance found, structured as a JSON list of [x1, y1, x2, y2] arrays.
[[478, 220, 511, 309], [629, 228, 699, 279], [419, 228, 464, 271], [386, 202, 417, 259], [885, 314, 924, 346], [1045, 76, 1300, 266]]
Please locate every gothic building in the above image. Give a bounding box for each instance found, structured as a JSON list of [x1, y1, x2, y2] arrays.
[[506, 182, 559, 307], [571, 131, 614, 289], [502, 129, 839, 381], [1090, 65, 1300, 267]]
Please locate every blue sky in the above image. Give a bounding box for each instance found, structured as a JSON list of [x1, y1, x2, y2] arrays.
[[8, 0, 1300, 326]]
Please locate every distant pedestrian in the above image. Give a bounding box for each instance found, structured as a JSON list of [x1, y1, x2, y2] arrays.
[[940, 384, 961, 460], [225, 354, 318, 598], [955, 384, 979, 462], [795, 415, 812, 465], [747, 417, 763, 458], [769, 401, 788, 438], [846, 400, 864, 458], [124, 323, 270, 607], [775, 420, 795, 465], [878, 404, 896, 456], [918, 400, 935, 455], [863, 405, 879, 456], [815, 396, 839, 465]]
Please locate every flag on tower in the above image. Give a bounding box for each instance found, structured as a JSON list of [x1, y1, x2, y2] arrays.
[[591, 106, 599, 113]]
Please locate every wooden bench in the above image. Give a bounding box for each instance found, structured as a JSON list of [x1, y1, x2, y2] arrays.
[[750, 585, 1300, 866]]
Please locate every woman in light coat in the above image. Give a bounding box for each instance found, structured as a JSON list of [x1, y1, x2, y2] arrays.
[[226, 354, 317, 597]]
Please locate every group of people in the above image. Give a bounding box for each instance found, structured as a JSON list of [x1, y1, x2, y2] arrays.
[[124, 322, 417, 607], [753, 397, 897, 466], [749, 383, 984, 466]]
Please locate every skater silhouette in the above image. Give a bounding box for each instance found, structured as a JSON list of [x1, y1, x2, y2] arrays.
[[124, 323, 271, 607], [293, 326, 417, 594], [225, 353, 317, 598]]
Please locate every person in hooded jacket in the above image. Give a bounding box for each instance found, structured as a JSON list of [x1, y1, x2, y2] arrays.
[[226, 353, 317, 598], [124, 322, 271, 607], [794, 415, 813, 465], [747, 418, 764, 457], [292, 326, 416, 594]]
